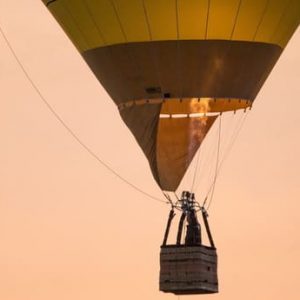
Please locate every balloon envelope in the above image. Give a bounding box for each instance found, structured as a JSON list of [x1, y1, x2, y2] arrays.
[[43, 0, 300, 191]]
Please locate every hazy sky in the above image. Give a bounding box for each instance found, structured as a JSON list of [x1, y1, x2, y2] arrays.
[[0, 1, 299, 300]]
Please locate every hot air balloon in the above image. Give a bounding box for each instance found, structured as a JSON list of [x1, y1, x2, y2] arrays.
[[42, 0, 299, 295]]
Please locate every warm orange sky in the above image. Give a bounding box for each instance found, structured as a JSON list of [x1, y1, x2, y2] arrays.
[[0, 1, 299, 300]]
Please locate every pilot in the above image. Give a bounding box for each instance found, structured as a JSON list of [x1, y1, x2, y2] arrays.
[[185, 208, 202, 245]]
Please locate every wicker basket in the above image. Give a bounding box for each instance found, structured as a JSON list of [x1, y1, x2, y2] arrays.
[[159, 245, 218, 295]]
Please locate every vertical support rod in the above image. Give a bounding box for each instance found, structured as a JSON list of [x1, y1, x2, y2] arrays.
[[176, 212, 186, 245], [162, 209, 175, 246], [202, 209, 215, 248]]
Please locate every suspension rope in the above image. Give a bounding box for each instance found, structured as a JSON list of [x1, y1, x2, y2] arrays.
[[163, 192, 174, 206], [198, 121, 220, 196], [206, 115, 222, 209], [174, 192, 180, 202], [215, 110, 249, 178], [190, 142, 201, 193], [203, 114, 222, 209], [207, 112, 240, 198], [0, 22, 168, 205], [205, 110, 249, 210], [196, 110, 223, 196]]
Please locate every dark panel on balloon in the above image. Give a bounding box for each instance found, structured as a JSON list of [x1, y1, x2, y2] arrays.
[[119, 103, 162, 187], [82, 40, 282, 105]]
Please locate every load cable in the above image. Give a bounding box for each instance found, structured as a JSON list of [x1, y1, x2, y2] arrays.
[[190, 142, 201, 193], [217, 110, 249, 177], [0, 22, 168, 205], [205, 115, 222, 210], [205, 110, 249, 210]]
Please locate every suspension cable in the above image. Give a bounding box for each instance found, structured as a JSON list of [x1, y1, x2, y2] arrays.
[[218, 110, 249, 172], [194, 113, 220, 197], [163, 192, 174, 206], [205, 110, 249, 210], [0, 22, 168, 205], [204, 112, 242, 201], [203, 114, 222, 209], [174, 192, 180, 202], [190, 142, 202, 193]]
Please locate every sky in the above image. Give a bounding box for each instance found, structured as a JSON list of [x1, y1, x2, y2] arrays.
[[0, 1, 299, 300]]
